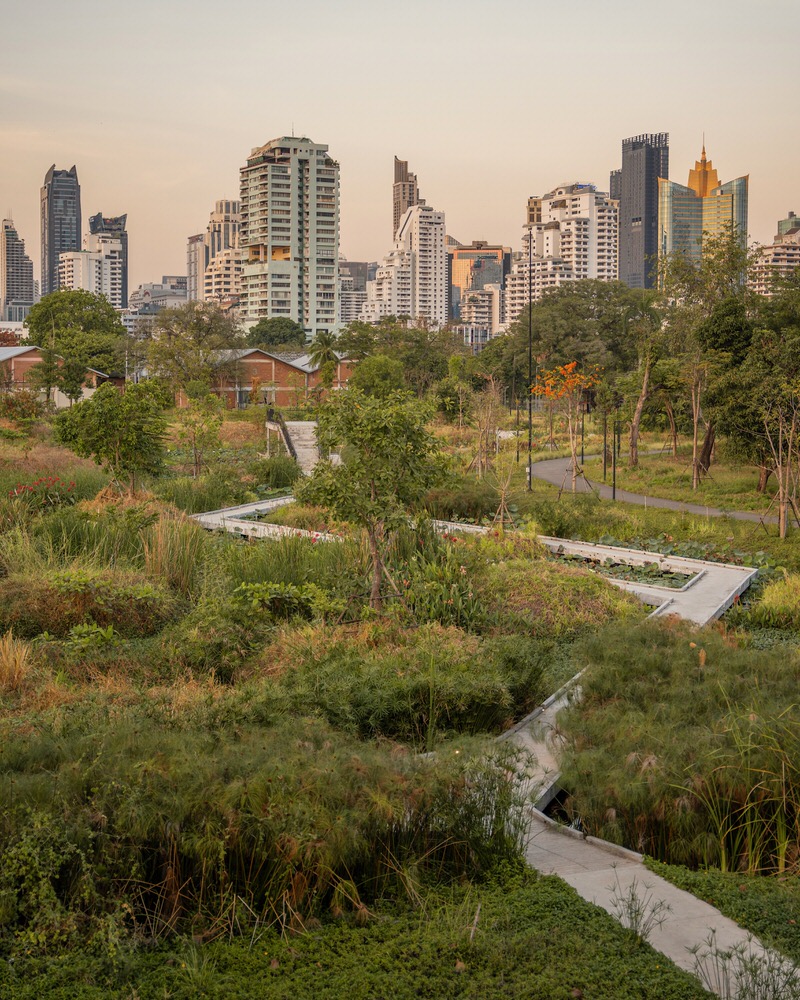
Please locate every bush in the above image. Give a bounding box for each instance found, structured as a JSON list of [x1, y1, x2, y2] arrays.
[[156, 471, 256, 514], [264, 624, 546, 746], [248, 455, 301, 489], [0, 712, 530, 951], [0, 568, 182, 639], [424, 478, 497, 522]]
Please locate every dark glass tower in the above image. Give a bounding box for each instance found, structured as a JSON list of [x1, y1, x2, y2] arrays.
[[89, 212, 128, 306], [40, 165, 81, 296], [615, 134, 669, 289]]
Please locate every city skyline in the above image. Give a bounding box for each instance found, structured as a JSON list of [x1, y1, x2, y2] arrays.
[[1, 0, 797, 291]]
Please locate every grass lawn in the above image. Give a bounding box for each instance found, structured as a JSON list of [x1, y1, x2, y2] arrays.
[[583, 449, 770, 513]]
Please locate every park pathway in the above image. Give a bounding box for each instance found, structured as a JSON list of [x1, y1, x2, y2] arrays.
[[532, 453, 779, 524]]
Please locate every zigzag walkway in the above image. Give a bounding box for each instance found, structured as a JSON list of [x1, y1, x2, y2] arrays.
[[193, 500, 792, 996]]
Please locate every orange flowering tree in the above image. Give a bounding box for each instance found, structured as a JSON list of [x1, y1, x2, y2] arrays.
[[533, 362, 601, 492]]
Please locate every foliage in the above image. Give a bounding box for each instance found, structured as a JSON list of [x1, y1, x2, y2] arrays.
[[297, 389, 444, 606], [55, 382, 169, 492], [145, 302, 244, 389], [174, 384, 224, 477], [0, 712, 530, 952], [0, 867, 710, 998], [348, 353, 405, 398], [8, 474, 77, 511], [0, 388, 46, 422], [24, 289, 125, 376], [248, 455, 301, 489], [307, 329, 338, 370], [0, 567, 182, 639], [246, 316, 306, 349], [558, 621, 800, 873]]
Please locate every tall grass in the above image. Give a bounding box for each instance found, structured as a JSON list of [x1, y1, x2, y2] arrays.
[[558, 622, 800, 874], [0, 709, 531, 949], [0, 630, 32, 692], [143, 517, 206, 596]]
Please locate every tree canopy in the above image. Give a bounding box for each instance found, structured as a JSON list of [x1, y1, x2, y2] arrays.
[[55, 381, 169, 492], [297, 389, 443, 605], [25, 289, 125, 376], [246, 317, 306, 349], [145, 302, 244, 389]]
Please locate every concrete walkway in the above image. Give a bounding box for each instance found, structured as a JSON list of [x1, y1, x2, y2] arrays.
[[532, 453, 779, 525], [284, 420, 320, 475]]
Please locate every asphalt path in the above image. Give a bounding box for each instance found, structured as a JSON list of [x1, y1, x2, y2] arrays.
[[531, 453, 779, 524]]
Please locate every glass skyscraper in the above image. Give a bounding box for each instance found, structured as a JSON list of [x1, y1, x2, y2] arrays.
[[614, 133, 669, 290], [658, 146, 748, 266], [40, 165, 81, 297]]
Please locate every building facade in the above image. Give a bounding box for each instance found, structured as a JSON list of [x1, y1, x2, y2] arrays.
[[613, 133, 669, 289], [448, 242, 511, 320], [459, 282, 504, 338], [41, 165, 81, 297], [58, 234, 125, 309], [187, 200, 242, 302], [240, 136, 339, 337], [1, 218, 35, 322], [361, 204, 447, 327], [393, 156, 421, 239], [752, 214, 800, 295], [89, 213, 128, 306], [658, 145, 749, 265]]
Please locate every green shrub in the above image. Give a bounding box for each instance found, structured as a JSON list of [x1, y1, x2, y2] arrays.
[[248, 455, 301, 489], [0, 568, 182, 639], [0, 712, 530, 951], [424, 478, 497, 522], [269, 624, 546, 745], [156, 471, 256, 514]]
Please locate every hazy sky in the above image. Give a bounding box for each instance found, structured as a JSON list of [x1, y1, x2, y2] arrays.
[[2, 0, 798, 290]]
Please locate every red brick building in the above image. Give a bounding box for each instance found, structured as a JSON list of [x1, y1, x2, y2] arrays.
[[209, 349, 354, 408], [0, 345, 120, 407]]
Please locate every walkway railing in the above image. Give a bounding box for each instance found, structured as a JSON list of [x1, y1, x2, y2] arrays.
[[266, 408, 298, 462]]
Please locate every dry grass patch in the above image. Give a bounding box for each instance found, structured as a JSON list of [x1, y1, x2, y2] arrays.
[[219, 420, 264, 448], [0, 630, 34, 693]]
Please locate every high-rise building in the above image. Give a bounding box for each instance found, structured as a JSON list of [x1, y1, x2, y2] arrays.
[[447, 241, 511, 320], [459, 282, 504, 338], [614, 133, 669, 289], [778, 211, 799, 238], [89, 213, 128, 306], [751, 212, 800, 296], [338, 259, 370, 324], [186, 200, 241, 302], [58, 233, 124, 309], [240, 136, 339, 336], [361, 204, 447, 327], [1, 218, 35, 322], [204, 245, 243, 308], [658, 144, 748, 265], [393, 157, 422, 239], [41, 165, 81, 297], [503, 182, 617, 324]]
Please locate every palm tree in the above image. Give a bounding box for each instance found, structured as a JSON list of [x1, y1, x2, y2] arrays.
[[308, 330, 339, 369]]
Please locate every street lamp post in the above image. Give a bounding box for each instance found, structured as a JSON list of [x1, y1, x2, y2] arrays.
[[527, 225, 533, 492]]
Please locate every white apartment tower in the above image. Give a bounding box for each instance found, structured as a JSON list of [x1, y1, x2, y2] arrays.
[[240, 136, 339, 336], [504, 182, 618, 323], [361, 204, 447, 327], [58, 233, 124, 309], [186, 200, 241, 302]]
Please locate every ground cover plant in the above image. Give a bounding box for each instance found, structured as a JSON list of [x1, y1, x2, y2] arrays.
[[557, 621, 800, 875], [0, 866, 711, 1000], [644, 860, 800, 966]]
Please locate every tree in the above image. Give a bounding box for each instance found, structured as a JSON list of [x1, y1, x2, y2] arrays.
[[246, 317, 306, 349], [175, 382, 224, 477], [659, 222, 761, 487], [349, 354, 405, 399], [145, 302, 244, 390], [55, 382, 168, 493], [25, 289, 125, 375], [623, 291, 663, 468], [296, 390, 443, 607], [533, 362, 601, 492], [308, 330, 339, 370]]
